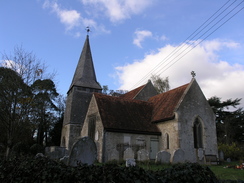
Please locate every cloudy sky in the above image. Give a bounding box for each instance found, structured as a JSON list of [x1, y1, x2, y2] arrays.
[[1, 0, 244, 107]]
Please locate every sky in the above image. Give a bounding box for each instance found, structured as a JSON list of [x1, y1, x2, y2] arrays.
[[1, 0, 244, 108]]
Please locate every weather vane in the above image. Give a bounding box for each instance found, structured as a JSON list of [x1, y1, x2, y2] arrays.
[[86, 26, 91, 35], [191, 71, 196, 78]]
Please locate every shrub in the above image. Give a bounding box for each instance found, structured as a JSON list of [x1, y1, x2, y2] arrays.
[[0, 157, 221, 183], [218, 143, 244, 161], [30, 144, 44, 155]]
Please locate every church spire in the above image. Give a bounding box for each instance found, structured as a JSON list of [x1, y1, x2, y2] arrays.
[[69, 35, 101, 92]]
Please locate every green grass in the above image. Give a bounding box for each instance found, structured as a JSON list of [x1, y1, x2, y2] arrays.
[[136, 161, 244, 181], [209, 162, 244, 181]]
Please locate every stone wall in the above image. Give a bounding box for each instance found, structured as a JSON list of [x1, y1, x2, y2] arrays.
[[176, 80, 218, 162], [104, 132, 159, 162], [156, 118, 179, 156], [81, 95, 104, 162]]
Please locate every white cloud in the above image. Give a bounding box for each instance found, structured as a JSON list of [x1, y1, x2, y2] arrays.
[[81, 0, 152, 23], [133, 30, 152, 48], [115, 39, 244, 107], [43, 0, 110, 36]]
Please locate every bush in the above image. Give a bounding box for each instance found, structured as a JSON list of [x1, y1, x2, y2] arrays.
[[154, 163, 219, 183], [0, 157, 221, 183], [11, 142, 30, 156], [218, 143, 244, 161], [30, 144, 44, 155]]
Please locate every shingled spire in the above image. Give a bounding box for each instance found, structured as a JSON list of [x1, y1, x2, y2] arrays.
[[61, 35, 102, 150], [69, 35, 101, 92]]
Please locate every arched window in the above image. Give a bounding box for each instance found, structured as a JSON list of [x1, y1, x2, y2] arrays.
[[88, 116, 96, 140], [166, 133, 169, 149], [193, 118, 203, 148]]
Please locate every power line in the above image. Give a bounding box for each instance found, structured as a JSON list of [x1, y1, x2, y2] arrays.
[[129, 0, 243, 90]]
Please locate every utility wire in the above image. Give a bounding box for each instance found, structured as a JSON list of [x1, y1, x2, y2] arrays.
[[129, 0, 243, 90]]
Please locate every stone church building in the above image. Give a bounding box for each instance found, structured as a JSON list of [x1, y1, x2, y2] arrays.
[[60, 35, 218, 163]]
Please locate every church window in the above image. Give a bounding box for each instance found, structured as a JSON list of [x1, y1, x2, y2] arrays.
[[88, 116, 96, 140], [166, 133, 169, 149], [193, 118, 203, 148]]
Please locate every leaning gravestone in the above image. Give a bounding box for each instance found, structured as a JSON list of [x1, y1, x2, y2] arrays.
[[171, 149, 185, 163], [156, 151, 171, 163], [68, 137, 97, 166]]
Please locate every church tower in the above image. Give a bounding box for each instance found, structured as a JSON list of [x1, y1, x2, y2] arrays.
[[61, 35, 102, 150]]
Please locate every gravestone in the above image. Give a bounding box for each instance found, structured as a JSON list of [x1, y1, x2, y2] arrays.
[[60, 156, 69, 165], [45, 146, 67, 160], [126, 158, 136, 167], [227, 158, 231, 162], [137, 149, 149, 161], [171, 149, 185, 163], [68, 137, 97, 166], [108, 149, 119, 161], [197, 148, 204, 161], [123, 147, 134, 160], [219, 150, 224, 161], [156, 151, 171, 163]]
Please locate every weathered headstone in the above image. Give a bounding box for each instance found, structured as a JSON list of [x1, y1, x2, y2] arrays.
[[171, 149, 185, 163], [68, 137, 97, 166], [123, 147, 134, 160], [197, 148, 204, 161], [137, 149, 149, 161], [126, 158, 136, 167], [227, 158, 231, 162], [108, 149, 119, 161], [156, 151, 171, 163], [219, 150, 224, 161], [45, 146, 67, 160]]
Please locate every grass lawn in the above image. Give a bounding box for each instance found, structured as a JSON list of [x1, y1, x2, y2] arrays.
[[137, 161, 244, 181], [209, 162, 244, 181]]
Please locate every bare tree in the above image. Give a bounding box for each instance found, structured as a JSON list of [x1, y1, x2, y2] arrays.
[[151, 74, 170, 93], [1, 45, 55, 85]]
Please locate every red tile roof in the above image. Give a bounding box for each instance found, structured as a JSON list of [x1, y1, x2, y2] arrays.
[[148, 83, 189, 123], [119, 84, 145, 100], [94, 93, 160, 134]]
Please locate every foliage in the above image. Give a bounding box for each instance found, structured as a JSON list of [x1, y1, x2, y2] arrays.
[[218, 143, 244, 161], [102, 85, 128, 96], [151, 74, 170, 93], [0, 46, 62, 158], [30, 144, 44, 155], [0, 157, 222, 183], [208, 96, 244, 145]]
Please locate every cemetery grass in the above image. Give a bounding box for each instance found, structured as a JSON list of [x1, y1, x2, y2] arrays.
[[208, 162, 244, 181], [137, 161, 244, 181]]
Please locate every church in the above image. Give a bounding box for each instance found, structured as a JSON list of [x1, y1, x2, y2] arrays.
[[60, 35, 218, 163]]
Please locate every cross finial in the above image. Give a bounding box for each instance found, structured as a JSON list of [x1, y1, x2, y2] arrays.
[[86, 26, 90, 35], [191, 71, 196, 78]]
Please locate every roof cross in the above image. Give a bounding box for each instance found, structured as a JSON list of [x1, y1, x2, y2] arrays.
[[191, 71, 196, 78], [86, 26, 91, 35]]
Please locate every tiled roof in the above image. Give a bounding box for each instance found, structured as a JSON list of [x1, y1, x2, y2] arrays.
[[119, 84, 145, 100], [148, 83, 189, 123], [94, 93, 160, 134]]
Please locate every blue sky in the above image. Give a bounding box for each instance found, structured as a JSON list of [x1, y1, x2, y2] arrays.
[[1, 0, 244, 107]]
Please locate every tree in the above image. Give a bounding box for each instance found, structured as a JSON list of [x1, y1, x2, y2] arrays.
[[0, 67, 32, 158], [208, 96, 244, 145], [1, 46, 60, 156], [1, 45, 54, 86], [151, 74, 170, 93], [31, 79, 59, 145]]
